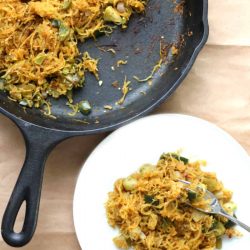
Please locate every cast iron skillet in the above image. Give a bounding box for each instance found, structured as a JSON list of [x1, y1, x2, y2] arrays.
[[0, 0, 208, 247]]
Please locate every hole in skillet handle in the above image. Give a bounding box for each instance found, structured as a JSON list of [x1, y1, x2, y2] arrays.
[[14, 201, 26, 234], [1, 121, 69, 247]]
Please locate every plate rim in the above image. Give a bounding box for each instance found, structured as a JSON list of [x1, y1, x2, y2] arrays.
[[73, 113, 250, 249]]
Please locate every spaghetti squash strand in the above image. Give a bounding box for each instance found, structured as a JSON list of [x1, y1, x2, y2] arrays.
[[0, 0, 146, 108], [106, 153, 240, 250]]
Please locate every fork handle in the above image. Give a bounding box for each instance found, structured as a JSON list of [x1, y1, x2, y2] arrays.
[[219, 210, 250, 232]]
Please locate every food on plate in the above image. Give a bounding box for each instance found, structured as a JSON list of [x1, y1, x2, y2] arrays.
[[0, 0, 146, 109], [106, 152, 240, 250]]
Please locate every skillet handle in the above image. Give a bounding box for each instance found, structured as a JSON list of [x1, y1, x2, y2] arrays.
[[1, 124, 66, 247]]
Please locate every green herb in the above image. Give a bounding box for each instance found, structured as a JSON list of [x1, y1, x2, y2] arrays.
[[187, 190, 197, 202], [144, 195, 159, 206], [79, 100, 92, 115]]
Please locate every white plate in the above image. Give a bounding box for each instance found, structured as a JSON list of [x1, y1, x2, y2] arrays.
[[73, 114, 250, 249]]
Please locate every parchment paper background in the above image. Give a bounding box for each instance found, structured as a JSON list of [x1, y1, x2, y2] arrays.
[[0, 1, 250, 249]]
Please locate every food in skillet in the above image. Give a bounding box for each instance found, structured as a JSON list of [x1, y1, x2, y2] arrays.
[[106, 153, 240, 250], [0, 0, 146, 109]]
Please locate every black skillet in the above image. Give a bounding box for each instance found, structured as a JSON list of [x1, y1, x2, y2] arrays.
[[0, 0, 208, 247]]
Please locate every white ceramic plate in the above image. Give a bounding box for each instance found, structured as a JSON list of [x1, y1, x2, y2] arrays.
[[73, 114, 250, 249]]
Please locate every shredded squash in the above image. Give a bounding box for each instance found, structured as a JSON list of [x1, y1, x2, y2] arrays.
[[0, 0, 146, 108], [106, 153, 240, 250]]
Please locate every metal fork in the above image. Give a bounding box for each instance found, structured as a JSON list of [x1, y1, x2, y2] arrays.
[[178, 179, 250, 232]]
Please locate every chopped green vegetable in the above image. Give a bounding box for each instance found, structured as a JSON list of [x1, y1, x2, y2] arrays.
[[59, 23, 70, 41], [213, 221, 226, 237], [192, 210, 206, 222], [62, 0, 72, 10], [223, 202, 237, 215], [160, 153, 189, 164], [187, 190, 197, 202], [79, 100, 92, 115], [0, 78, 5, 90], [210, 220, 218, 230], [224, 214, 237, 229], [51, 19, 61, 28], [139, 164, 155, 174], [169, 153, 189, 165], [62, 68, 70, 75], [123, 177, 137, 191], [178, 156, 189, 164], [216, 238, 222, 249], [224, 220, 236, 229], [34, 53, 47, 65], [144, 195, 159, 206], [103, 6, 122, 24], [159, 153, 165, 160]]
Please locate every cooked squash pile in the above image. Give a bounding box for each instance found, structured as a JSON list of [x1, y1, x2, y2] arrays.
[[106, 153, 240, 250], [0, 0, 146, 108]]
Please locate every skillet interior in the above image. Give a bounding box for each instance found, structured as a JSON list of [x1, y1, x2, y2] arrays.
[[0, 0, 207, 132]]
